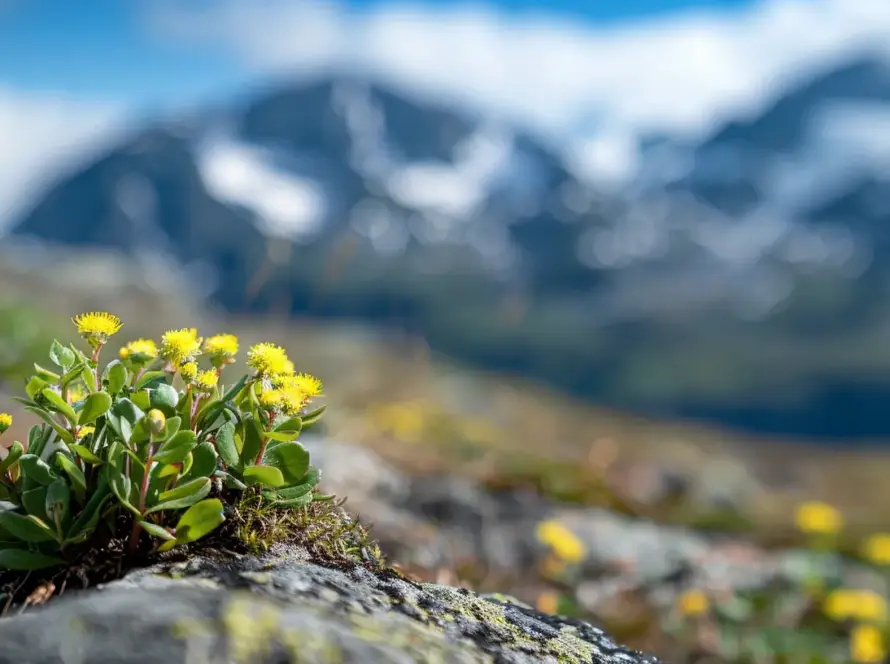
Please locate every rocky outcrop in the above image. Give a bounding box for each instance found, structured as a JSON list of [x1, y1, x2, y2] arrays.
[[0, 545, 659, 664]]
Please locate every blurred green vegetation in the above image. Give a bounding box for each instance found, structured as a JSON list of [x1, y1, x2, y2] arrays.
[[0, 300, 56, 387]]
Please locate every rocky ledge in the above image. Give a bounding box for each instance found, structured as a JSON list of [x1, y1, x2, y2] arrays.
[[0, 545, 659, 664]]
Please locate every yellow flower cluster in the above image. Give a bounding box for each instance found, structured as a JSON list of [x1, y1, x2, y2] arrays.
[[0, 413, 11, 434], [72, 311, 122, 347], [120, 338, 158, 361], [160, 328, 203, 367], [204, 334, 239, 362], [851, 624, 886, 663], [824, 589, 887, 623], [195, 370, 219, 392], [794, 500, 844, 535], [535, 519, 585, 564], [247, 343, 292, 377], [676, 589, 710, 618], [247, 343, 322, 416], [862, 533, 890, 567]]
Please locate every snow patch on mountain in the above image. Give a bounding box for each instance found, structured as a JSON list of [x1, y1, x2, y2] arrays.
[[197, 135, 326, 241]]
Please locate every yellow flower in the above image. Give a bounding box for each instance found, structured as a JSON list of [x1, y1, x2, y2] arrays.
[[195, 370, 219, 392], [824, 589, 887, 623], [795, 501, 843, 535], [77, 425, 95, 439], [535, 519, 586, 563], [122, 338, 158, 361], [285, 373, 323, 398], [677, 589, 710, 618], [204, 334, 239, 360], [179, 362, 199, 383], [258, 388, 284, 410], [279, 388, 309, 416], [851, 624, 886, 663], [862, 533, 890, 567], [0, 413, 11, 434], [536, 592, 560, 614], [160, 328, 202, 367], [247, 343, 291, 377], [72, 311, 122, 347]]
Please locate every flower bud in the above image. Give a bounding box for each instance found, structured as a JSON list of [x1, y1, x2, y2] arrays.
[[146, 409, 166, 436], [0, 413, 11, 434]]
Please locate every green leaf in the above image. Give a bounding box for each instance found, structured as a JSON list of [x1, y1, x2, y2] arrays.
[[274, 417, 303, 434], [41, 388, 78, 424], [0, 440, 24, 475], [221, 375, 249, 403], [106, 463, 139, 516], [275, 467, 320, 500], [131, 389, 151, 412], [59, 363, 86, 389], [27, 423, 53, 458], [265, 442, 310, 484], [215, 421, 241, 471], [0, 549, 64, 571], [264, 429, 301, 442], [135, 371, 168, 391], [33, 363, 61, 383], [55, 454, 87, 504], [106, 398, 144, 444], [138, 520, 175, 541], [70, 444, 103, 465], [300, 405, 326, 427], [243, 465, 285, 488], [172, 498, 225, 544], [103, 360, 129, 395], [156, 463, 180, 478], [65, 479, 111, 543], [150, 383, 180, 415], [163, 415, 182, 439], [0, 511, 57, 543], [21, 486, 48, 521], [273, 493, 313, 507], [147, 478, 211, 513], [185, 442, 217, 480], [81, 365, 98, 393], [153, 430, 197, 465], [181, 452, 193, 477], [18, 454, 60, 486], [24, 406, 75, 446], [45, 479, 71, 533], [25, 376, 50, 401], [77, 391, 113, 425], [239, 417, 263, 468], [50, 339, 76, 371]]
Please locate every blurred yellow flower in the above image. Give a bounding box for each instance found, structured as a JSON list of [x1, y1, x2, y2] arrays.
[[161, 328, 202, 367], [851, 624, 886, 663], [195, 370, 219, 392], [536, 591, 560, 614], [285, 373, 323, 398], [0, 413, 11, 434], [67, 384, 88, 404], [279, 388, 309, 416], [677, 589, 710, 618], [204, 334, 239, 360], [824, 589, 887, 623], [794, 500, 843, 535], [862, 533, 890, 567], [72, 311, 122, 347], [535, 519, 585, 563], [122, 338, 158, 361], [258, 388, 283, 410], [179, 362, 199, 383], [540, 553, 567, 579], [77, 425, 95, 439]]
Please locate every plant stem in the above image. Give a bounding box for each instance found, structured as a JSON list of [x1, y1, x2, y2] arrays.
[[128, 441, 155, 554], [91, 344, 104, 391]]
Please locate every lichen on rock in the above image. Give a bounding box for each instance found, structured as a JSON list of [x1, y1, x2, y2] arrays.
[[0, 544, 660, 664]]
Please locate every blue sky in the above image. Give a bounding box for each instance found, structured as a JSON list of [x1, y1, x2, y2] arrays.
[[0, 0, 756, 106]]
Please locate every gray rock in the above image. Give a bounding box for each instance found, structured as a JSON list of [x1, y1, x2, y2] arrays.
[[0, 547, 660, 664]]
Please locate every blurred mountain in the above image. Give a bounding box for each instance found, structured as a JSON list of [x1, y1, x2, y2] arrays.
[[11, 58, 890, 440]]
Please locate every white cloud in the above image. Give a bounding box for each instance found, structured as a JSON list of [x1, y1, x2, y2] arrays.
[[0, 89, 126, 228], [151, 0, 890, 147]]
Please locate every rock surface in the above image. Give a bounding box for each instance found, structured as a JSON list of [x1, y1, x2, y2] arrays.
[[0, 546, 660, 664]]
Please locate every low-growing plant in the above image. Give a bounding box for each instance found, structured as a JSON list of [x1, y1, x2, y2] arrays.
[[0, 312, 326, 571]]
